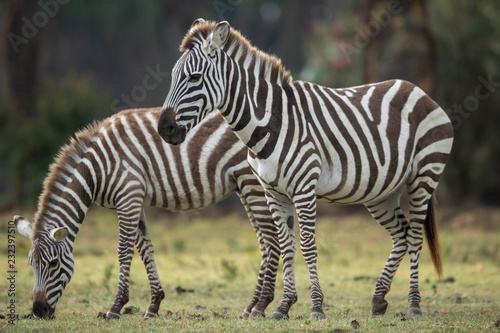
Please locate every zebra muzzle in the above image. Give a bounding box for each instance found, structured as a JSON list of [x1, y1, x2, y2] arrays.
[[32, 300, 55, 319], [158, 108, 187, 145]]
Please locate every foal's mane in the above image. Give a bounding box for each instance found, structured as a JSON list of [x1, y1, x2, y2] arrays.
[[33, 121, 102, 234], [180, 20, 292, 84]]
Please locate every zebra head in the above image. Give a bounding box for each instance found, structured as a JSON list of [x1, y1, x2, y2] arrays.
[[14, 215, 74, 319], [158, 18, 230, 145]]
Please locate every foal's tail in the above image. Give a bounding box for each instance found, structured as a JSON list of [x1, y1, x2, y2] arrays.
[[424, 195, 442, 280]]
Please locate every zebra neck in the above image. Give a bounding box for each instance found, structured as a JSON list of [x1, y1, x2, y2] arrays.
[[34, 159, 95, 246], [219, 54, 289, 159], [35, 195, 89, 248]]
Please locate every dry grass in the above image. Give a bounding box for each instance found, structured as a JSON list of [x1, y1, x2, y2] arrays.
[[1, 203, 499, 332]]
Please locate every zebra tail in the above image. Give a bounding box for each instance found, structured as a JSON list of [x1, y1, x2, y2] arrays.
[[424, 195, 443, 280]]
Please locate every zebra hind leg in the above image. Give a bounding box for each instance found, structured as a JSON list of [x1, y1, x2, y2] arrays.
[[405, 190, 441, 316], [365, 193, 409, 316], [135, 211, 165, 319]]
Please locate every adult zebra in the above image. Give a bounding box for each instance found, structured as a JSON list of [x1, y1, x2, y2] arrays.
[[158, 19, 454, 320], [14, 108, 280, 319]]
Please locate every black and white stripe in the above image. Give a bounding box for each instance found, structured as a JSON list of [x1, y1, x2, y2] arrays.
[[158, 19, 454, 319], [14, 108, 279, 319]]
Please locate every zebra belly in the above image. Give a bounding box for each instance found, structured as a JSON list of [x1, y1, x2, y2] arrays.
[[314, 159, 411, 205], [158, 189, 235, 212], [248, 149, 408, 205], [145, 169, 238, 212]]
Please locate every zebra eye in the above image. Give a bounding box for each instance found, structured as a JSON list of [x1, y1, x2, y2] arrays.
[[49, 259, 58, 268], [188, 73, 202, 83]]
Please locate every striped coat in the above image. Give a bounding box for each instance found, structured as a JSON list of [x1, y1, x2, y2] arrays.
[[158, 19, 454, 319]]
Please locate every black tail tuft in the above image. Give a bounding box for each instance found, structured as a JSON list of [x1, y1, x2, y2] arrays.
[[424, 196, 442, 280]]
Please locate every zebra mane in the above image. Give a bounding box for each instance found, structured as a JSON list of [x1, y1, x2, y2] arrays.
[[33, 120, 102, 234], [180, 20, 292, 84]]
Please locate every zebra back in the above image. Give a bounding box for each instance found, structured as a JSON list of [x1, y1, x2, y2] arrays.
[[94, 108, 249, 211]]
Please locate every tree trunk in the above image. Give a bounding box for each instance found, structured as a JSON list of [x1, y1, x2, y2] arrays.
[[2, 0, 40, 117]]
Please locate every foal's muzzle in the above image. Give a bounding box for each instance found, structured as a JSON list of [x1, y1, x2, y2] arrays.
[[32, 299, 55, 319], [158, 108, 187, 145]]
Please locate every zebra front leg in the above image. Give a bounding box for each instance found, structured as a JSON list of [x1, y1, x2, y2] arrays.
[[295, 194, 325, 320], [106, 207, 141, 319], [365, 196, 409, 316], [135, 211, 165, 319], [266, 197, 297, 320]]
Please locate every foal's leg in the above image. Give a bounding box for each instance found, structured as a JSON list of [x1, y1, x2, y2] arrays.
[[266, 195, 297, 320], [135, 209, 165, 319], [236, 192, 280, 318], [295, 193, 325, 320], [365, 192, 409, 316], [106, 203, 142, 319]]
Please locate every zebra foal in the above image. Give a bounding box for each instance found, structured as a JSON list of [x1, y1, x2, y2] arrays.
[[14, 108, 280, 319], [158, 19, 454, 319]]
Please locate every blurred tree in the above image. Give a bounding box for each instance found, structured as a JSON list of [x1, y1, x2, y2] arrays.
[[0, 74, 108, 206], [299, 2, 364, 88], [429, 0, 500, 205], [301, 0, 500, 205], [0, 0, 499, 208], [362, 0, 435, 93], [2, 0, 40, 116], [0, 1, 109, 207]]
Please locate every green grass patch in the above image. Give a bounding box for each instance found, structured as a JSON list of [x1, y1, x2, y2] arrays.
[[1, 207, 499, 332]]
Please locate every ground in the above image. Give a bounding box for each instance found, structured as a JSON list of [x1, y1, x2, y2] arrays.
[[0, 203, 499, 332]]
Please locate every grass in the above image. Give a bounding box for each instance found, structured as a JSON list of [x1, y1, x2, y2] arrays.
[[1, 203, 499, 332]]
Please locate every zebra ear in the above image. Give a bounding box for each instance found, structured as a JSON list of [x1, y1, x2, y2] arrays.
[[14, 215, 34, 239], [191, 18, 205, 30], [207, 21, 230, 53], [50, 227, 69, 243]]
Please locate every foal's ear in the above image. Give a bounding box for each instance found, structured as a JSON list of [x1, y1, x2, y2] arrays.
[[50, 227, 69, 243], [191, 18, 205, 30], [206, 21, 230, 53], [14, 215, 34, 240]]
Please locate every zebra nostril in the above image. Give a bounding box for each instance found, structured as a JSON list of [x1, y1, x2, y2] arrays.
[[166, 125, 177, 137], [33, 300, 50, 318]]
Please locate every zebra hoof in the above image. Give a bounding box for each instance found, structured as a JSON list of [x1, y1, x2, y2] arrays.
[[407, 304, 422, 316], [143, 312, 158, 320], [105, 311, 121, 319], [250, 309, 265, 318], [371, 299, 388, 316], [270, 311, 288, 320], [241, 310, 251, 319], [310, 312, 326, 320]]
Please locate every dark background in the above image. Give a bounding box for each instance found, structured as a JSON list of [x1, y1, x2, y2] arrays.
[[1, 0, 499, 211]]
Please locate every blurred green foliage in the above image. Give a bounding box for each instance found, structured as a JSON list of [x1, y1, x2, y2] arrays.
[[0, 74, 109, 206], [429, 0, 500, 203], [1, 0, 499, 208], [301, 0, 500, 205], [300, 11, 365, 88]]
